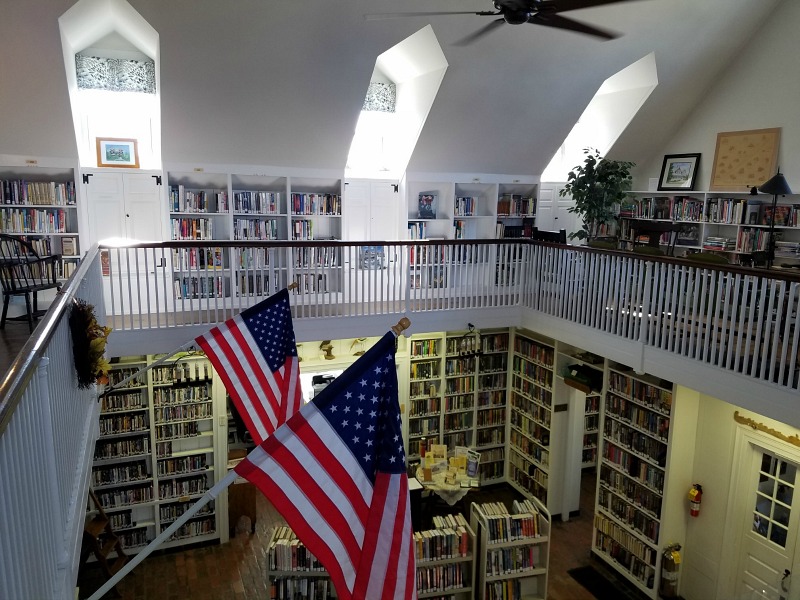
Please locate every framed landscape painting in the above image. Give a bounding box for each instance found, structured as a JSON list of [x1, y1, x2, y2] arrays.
[[96, 137, 140, 168], [658, 153, 700, 191]]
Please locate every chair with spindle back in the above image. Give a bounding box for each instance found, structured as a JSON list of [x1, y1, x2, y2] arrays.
[[0, 234, 62, 332]]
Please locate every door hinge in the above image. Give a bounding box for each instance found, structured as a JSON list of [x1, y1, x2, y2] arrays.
[[392, 184, 399, 193], [153, 175, 162, 186], [82, 173, 93, 184]]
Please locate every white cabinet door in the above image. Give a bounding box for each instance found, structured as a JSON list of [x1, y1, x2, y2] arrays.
[[83, 171, 165, 246]]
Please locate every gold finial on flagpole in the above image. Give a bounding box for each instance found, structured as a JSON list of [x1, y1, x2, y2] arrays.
[[391, 317, 411, 336], [287, 282, 299, 291]]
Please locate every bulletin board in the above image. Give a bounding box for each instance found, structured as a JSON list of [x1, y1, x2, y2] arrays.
[[709, 127, 781, 192]]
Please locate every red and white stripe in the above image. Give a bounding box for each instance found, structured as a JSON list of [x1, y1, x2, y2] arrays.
[[235, 402, 416, 600], [197, 315, 300, 444]]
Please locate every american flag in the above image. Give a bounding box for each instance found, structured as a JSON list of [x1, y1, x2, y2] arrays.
[[195, 288, 301, 444], [235, 331, 417, 600]]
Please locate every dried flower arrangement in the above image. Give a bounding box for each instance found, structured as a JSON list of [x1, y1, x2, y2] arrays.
[[69, 299, 112, 388]]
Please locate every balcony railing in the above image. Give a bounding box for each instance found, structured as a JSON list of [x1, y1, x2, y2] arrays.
[[1, 238, 799, 599], [101, 239, 800, 391]]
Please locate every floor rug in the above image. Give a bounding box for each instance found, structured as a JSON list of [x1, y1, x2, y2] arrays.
[[567, 566, 645, 600]]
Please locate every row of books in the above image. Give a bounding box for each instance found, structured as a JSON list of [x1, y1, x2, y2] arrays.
[[600, 464, 663, 518], [268, 526, 326, 572], [171, 217, 214, 240], [497, 194, 535, 217], [0, 208, 69, 233], [475, 501, 541, 541], [173, 247, 224, 271], [414, 518, 471, 561], [0, 179, 76, 206], [169, 186, 228, 213], [290, 193, 341, 216], [173, 275, 226, 299], [233, 217, 281, 240], [454, 196, 478, 217], [232, 191, 281, 214], [92, 462, 149, 488]]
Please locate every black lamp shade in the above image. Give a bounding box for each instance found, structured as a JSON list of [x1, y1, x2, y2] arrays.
[[759, 172, 792, 196]]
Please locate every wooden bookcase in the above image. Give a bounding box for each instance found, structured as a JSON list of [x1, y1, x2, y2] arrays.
[[0, 165, 80, 281], [470, 497, 551, 600], [592, 365, 698, 598], [91, 353, 226, 554]]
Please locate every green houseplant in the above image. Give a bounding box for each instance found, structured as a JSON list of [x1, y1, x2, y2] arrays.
[[560, 148, 635, 243]]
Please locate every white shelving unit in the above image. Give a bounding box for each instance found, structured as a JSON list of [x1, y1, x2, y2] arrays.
[[404, 328, 508, 484], [470, 498, 551, 600], [0, 164, 81, 280], [416, 514, 476, 599], [622, 190, 800, 266], [91, 353, 227, 555], [592, 365, 698, 598], [507, 330, 557, 511]]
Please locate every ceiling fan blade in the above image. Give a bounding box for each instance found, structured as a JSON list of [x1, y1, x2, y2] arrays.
[[534, 0, 636, 13], [453, 18, 506, 46], [365, 11, 497, 21], [529, 12, 619, 40]]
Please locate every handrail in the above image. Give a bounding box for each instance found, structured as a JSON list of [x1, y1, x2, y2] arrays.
[[0, 244, 101, 434]]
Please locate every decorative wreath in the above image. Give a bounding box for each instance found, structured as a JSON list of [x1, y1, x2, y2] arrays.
[[69, 299, 112, 389]]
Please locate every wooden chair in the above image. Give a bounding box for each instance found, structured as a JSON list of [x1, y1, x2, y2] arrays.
[[627, 219, 680, 256], [0, 234, 62, 332]]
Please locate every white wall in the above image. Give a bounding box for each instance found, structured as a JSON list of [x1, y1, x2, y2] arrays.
[[682, 394, 800, 600], [635, 0, 800, 192]]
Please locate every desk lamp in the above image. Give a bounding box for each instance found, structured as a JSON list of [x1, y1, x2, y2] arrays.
[[758, 169, 792, 268]]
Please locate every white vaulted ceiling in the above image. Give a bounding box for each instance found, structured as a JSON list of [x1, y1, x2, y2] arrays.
[[0, 0, 785, 177]]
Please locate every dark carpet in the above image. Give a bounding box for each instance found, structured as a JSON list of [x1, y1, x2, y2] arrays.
[[567, 566, 649, 600]]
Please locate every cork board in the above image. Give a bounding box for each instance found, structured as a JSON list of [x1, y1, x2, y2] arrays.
[[709, 127, 780, 192]]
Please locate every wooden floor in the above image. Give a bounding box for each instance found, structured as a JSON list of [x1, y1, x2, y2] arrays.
[[0, 320, 33, 381], [78, 470, 630, 600]]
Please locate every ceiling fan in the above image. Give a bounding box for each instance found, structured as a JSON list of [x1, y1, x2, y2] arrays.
[[365, 0, 636, 45]]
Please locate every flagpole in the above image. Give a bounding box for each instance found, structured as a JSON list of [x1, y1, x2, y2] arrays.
[[87, 469, 239, 600], [98, 283, 299, 398]]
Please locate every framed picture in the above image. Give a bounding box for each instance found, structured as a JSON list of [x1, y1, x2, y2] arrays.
[[96, 137, 140, 168], [709, 128, 780, 192], [417, 193, 437, 219], [658, 153, 700, 191]]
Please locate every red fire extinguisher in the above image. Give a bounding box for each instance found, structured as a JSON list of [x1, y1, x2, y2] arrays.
[[689, 484, 703, 517]]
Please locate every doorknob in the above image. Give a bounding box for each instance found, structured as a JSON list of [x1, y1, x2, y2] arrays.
[[780, 569, 791, 600]]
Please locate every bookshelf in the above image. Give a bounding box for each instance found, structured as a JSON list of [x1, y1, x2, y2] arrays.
[[469, 497, 551, 600], [496, 183, 537, 239], [620, 190, 800, 264], [507, 330, 557, 511], [405, 178, 538, 240], [266, 525, 335, 599], [592, 366, 698, 598], [0, 166, 80, 281], [91, 353, 225, 554], [415, 513, 476, 599], [405, 329, 508, 484]]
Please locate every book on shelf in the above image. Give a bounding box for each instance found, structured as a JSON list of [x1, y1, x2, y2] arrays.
[[418, 193, 437, 219], [745, 199, 763, 225], [61, 236, 77, 256], [762, 204, 792, 227], [676, 224, 700, 245]]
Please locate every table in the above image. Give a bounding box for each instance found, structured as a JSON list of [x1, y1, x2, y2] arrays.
[[415, 467, 478, 506]]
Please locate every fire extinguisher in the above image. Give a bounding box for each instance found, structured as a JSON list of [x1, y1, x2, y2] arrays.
[[660, 543, 682, 598], [688, 484, 703, 517]]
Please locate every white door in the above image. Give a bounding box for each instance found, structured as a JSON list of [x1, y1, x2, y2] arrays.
[[736, 446, 800, 600]]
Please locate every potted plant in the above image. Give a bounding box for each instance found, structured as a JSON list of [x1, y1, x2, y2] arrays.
[[560, 148, 635, 243]]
